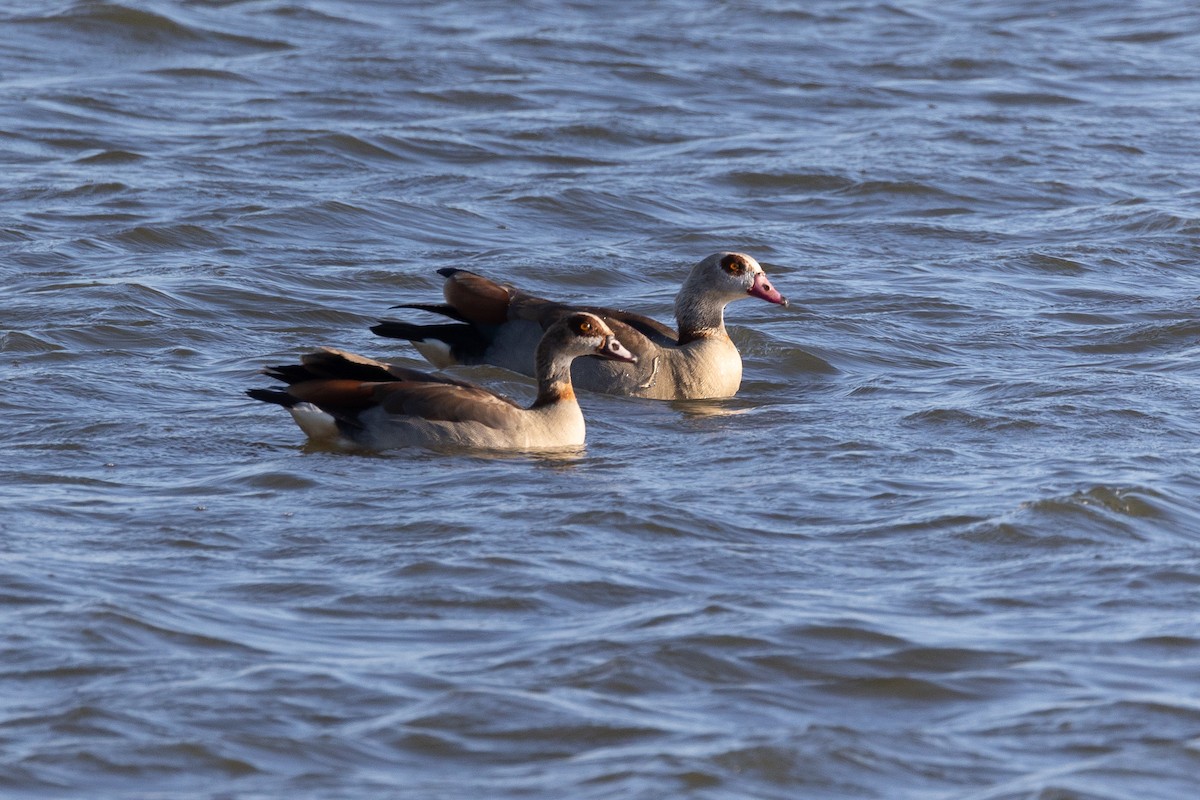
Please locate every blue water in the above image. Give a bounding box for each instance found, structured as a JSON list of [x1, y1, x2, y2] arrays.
[[3, 2, 1200, 798]]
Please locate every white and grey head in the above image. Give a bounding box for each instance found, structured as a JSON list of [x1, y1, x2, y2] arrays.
[[683, 252, 788, 307], [542, 311, 638, 364]]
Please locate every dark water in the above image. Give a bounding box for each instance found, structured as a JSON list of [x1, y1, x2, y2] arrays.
[[4, 1, 1200, 797]]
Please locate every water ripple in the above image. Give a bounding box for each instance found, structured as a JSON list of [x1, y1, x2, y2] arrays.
[[4, 1, 1200, 798]]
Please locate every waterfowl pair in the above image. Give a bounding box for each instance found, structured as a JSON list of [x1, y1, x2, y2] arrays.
[[372, 252, 787, 400], [250, 252, 786, 451], [248, 312, 634, 451]]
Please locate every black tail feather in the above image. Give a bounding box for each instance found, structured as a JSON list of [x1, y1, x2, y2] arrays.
[[262, 364, 315, 385], [246, 388, 298, 408], [370, 320, 490, 362], [298, 349, 398, 383], [371, 320, 468, 342], [386, 302, 469, 323]]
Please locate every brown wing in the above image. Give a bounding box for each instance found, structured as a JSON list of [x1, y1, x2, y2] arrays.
[[502, 290, 680, 348], [375, 381, 523, 428], [270, 344, 523, 429], [501, 287, 560, 322], [584, 307, 678, 347], [293, 347, 480, 389], [284, 375, 522, 429], [441, 267, 679, 345], [441, 269, 512, 325]]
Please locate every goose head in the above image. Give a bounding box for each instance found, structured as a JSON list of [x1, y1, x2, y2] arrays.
[[555, 312, 638, 363], [684, 252, 788, 307]]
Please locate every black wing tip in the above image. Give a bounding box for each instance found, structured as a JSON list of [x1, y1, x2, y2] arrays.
[[381, 303, 470, 323], [259, 364, 313, 385], [371, 320, 469, 342], [246, 388, 298, 408], [371, 320, 411, 339], [371, 320, 490, 363]]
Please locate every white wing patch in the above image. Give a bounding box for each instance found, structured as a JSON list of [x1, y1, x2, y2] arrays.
[[289, 403, 341, 442], [412, 339, 456, 369]]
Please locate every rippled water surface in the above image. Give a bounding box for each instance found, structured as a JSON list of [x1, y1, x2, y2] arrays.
[[4, 1, 1200, 798]]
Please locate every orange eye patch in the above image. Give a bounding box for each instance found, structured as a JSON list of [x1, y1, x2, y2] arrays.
[[720, 254, 747, 274]]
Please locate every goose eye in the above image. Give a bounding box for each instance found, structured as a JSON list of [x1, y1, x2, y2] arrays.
[[720, 255, 744, 275], [577, 320, 593, 335]]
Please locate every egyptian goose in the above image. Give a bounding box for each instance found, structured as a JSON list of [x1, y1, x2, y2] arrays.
[[371, 252, 787, 400], [248, 312, 636, 451]]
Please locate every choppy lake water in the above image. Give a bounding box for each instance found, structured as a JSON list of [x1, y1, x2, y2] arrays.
[[4, 1, 1200, 798]]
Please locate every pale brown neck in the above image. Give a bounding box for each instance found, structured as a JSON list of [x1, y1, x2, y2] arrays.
[[675, 290, 730, 345], [531, 338, 577, 408]]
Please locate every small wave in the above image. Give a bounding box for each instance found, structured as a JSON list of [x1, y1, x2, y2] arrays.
[[1029, 485, 1166, 520], [316, 132, 405, 162], [81, 605, 266, 655], [558, 506, 743, 540], [733, 328, 839, 375], [54, 3, 202, 40], [239, 470, 321, 491], [372, 133, 499, 165], [1089, 141, 1147, 156], [1, 331, 64, 354], [219, 132, 409, 169], [1109, 207, 1197, 236], [780, 347, 838, 374], [1023, 252, 1088, 274], [824, 675, 976, 701], [219, 581, 337, 604], [4, 726, 261, 780], [21, 2, 291, 54], [903, 407, 1039, 432], [396, 688, 665, 759], [788, 624, 907, 649], [511, 121, 688, 150], [146, 67, 258, 84], [723, 171, 854, 192], [983, 90, 1086, 106], [1101, 30, 1187, 44], [1069, 318, 1200, 356], [1128, 634, 1200, 650], [709, 744, 806, 787], [411, 87, 534, 111], [962, 485, 1173, 546], [75, 150, 143, 164], [511, 187, 690, 234], [876, 646, 1026, 673], [539, 577, 676, 608], [111, 223, 225, 252], [838, 179, 965, 199], [53, 180, 133, 196], [263, 4, 371, 27]]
